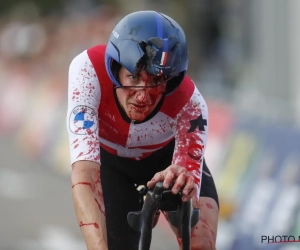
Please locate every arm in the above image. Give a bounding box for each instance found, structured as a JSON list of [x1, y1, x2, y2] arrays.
[[171, 86, 208, 196], [148, 84, 208, 203], [72, 161, 107, 250], [67, 51, 107, 249]]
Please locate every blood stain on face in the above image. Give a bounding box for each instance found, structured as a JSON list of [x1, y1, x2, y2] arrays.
[[117, 68, 166, 122], [127, 83, 165, 121]]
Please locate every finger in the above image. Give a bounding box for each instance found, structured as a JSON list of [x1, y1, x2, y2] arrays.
[[182, 176, 196, 201], [172, 172, 188, 194], [169, 165, 181, 175], [182, 186, 196, 202], [163, 170, 175, 189], [147, 171, 164, 188], [182, 175, 195, 195]]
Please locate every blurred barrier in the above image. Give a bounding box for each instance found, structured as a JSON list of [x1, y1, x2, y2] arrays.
[[216, 117, 300, 250]]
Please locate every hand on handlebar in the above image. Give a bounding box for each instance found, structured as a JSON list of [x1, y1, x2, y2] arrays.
[[147, 165, 197, 202]]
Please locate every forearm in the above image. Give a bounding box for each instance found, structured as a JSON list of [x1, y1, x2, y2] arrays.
[[71, 161, 107, 250], [172, 89, 208, 196]]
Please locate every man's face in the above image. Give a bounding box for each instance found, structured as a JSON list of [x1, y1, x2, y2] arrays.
[[116, 67, 167, 122]]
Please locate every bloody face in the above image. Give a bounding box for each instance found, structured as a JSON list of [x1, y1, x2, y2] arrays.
[[115, 67, 167, 121]]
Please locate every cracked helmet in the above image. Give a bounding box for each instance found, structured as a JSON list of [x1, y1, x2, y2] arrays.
[[105, 11, 188, 95]]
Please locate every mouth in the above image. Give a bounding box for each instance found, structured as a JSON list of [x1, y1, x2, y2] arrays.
[[130, 103, 148, 111]]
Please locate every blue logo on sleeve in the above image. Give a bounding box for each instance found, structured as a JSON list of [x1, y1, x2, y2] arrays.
[[69, 106, 98, 135]]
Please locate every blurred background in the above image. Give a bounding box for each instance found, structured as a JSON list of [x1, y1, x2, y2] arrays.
[[1, 0, 300, 249]]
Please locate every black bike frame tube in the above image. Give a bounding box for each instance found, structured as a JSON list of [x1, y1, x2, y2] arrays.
[[180, 199, 192, 250], [139, 192, 158, 250]]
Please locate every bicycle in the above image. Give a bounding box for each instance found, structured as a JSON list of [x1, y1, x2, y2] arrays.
[[127, 182, 200, 250]]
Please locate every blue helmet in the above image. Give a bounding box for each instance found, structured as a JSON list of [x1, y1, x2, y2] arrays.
[[105, 11, 188, 95]]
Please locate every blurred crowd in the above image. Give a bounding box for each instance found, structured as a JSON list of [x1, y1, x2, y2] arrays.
[[0, 4, 120, 173]]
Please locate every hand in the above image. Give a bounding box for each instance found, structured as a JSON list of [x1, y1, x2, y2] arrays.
[[147, 165, 197, 202]]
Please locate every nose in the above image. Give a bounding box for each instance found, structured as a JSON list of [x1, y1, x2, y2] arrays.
[[135, 88, 150, 103]]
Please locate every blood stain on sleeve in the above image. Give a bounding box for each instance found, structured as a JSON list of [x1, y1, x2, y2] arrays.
[[76, 152, 84, 158], [72, 138, 79, 145], [172, 99, 205, 187], [84, 139, 99, 156], [73, 89, 80, 95]]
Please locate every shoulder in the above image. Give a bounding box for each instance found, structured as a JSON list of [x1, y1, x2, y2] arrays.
[[68, 49, 100, 93], [68, 49, 97, 84], [69, 50, 90, 73], [86, 45, 106, 67], [87, 44, 106, 55], [85, 45, 109, 80], [161, 75, 199, 117], [69, 45, 106, 71]]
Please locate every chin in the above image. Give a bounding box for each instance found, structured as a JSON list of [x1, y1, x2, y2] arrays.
[[127, 111, 150, 122], [129, 114, 146, 122]]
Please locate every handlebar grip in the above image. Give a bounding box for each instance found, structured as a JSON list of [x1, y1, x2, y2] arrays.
[[128, 182, 165, 250], [138, 191, 159, 250], [128, 182, 200, 250]]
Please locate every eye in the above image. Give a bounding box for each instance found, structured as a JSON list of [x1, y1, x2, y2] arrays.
[[127, 74, 141, 86], [128, 75, 139, 81]]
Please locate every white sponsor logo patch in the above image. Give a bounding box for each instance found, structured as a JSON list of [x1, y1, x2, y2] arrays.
[[69, 105, 98, 135], [112, 30, 119, 38]]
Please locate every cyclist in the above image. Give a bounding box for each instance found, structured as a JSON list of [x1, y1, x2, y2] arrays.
[[67, 10, 219, 250]]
